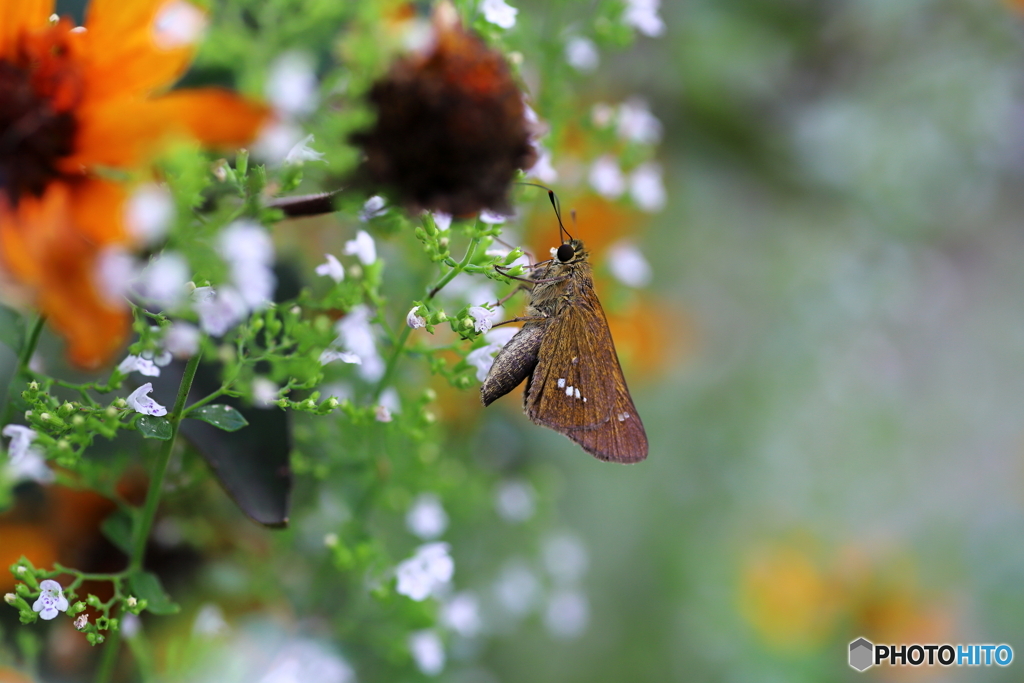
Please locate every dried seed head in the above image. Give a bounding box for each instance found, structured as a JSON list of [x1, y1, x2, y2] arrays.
[[351, 4, 535, 216]]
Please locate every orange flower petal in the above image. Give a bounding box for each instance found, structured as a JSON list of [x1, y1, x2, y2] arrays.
[[0, 0, 53, 58], [81, 0, 199, 99], [149, 88, 272, 149], [0, 184, 130, 369], [68, 89, 269, 169], [69, 177, 129, 246]]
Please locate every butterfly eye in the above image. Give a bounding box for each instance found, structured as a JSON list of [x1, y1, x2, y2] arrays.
[[556, 243, 574, 262]]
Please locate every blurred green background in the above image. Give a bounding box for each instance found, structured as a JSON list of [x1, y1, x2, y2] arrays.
[[8, 0, 1024, 681]]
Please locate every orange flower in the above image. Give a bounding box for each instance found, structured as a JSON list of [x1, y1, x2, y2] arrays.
[[0, 0, 269, 368]]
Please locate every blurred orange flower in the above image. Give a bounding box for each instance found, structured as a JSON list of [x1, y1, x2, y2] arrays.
[[738, 543, 843, 650], [0, 0, 268, 368]]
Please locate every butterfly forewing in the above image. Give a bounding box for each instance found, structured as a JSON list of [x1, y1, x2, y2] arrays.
[[525, 271, 648, 463]]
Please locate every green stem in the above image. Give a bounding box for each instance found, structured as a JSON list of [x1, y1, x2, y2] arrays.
[[2, 315, 46, 427], [17, 315, 45, 372], [95, 352, 201, 683], [129, 352, 201, 572], [373, 233, 482, 400]]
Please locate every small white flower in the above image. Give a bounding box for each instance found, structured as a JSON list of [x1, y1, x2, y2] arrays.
[[481, 0, 517, 29], [588, 156, 626, 198], [408, 630, 446, 676], [153, 0, 207, 49], [2, 425, 54, 484], [194, 286, 249, 337], [252, 377, 279, 408], [544, 589, 590, 638], [623, 0, 664, 37], [284, 133, 326, 165], [406, 494, 449, 540], [591, 102, 615, 128], [542, 533, 589, 584], [121, 613, 141, 638], [629, 162, 666, 212], [259, 640, 356, 683], [493, 561, 540, 616], [330, 305, 385, 381], [358, 196, 387, 222], [319, 349, 362, 366], [565, 36, 599, 72], [379, 387, 401, 415], [442, 592, 482, 638], [219, 220, 275, 267], [478, 210, 507, 224], [126, 184, 174, 246], [617, 98, 662, 144], [315, 254, 345, 283], [74, 613, 88, 630], [118, 355, 161, 377], [527, 144, 558, 183], [136, 251, 190, 308], [3, 425, 38, 461], [431, 212, 452, 231], [468, 306, 495, 334], [406, 306, 426, 329], [32, 580, 69, 621], [266, 51, 319, 117], [96, 247, 141, 305], [374, 404, 393, 423], [344, 230, 377, 265], [192, 603, 229, 636], [466, 327, 518, 381], [126, 383, 168, 417], [606, 240, 653, 288], [254, 120, 305, 164], [495, 479, 535, 522], [395, 542, 455, 601], [163, 321, 201, 358]]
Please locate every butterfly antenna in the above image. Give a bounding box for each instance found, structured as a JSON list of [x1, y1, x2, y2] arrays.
[[516, 181, 574, 242]]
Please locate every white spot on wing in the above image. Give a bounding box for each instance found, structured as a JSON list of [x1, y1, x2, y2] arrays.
[[583, 397, 587, 402], [573, 387, 581, 399], [617, 412, 630, 422], [565, 385, 574, 397], [557, 378, 566, 388]]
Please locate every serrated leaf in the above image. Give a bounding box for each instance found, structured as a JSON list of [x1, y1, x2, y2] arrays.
[[189, 404, 249, 432], [0, 304, 25, 356], [100, 511, 133, 555], [136, 416, 172, 440], [128, 570, 178, 615]]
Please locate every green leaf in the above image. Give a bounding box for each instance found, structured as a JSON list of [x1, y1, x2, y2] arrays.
[[128, 570, 178, 615], [0, 304, 25, 356], [136, 416, 172, 440], [100, 510, 133, 555], [189, 404, 249, 432]]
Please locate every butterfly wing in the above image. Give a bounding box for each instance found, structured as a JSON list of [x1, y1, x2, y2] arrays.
[[525, 280, 648, 463]]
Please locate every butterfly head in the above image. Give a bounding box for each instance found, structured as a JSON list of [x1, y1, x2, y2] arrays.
[[554, 239, 586, 264]]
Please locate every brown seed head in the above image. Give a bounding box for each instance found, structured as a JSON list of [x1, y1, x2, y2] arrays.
[[351, 7, 535, 216]]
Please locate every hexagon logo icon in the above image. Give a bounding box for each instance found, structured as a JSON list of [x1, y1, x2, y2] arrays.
[[849, 637, 874, 671]]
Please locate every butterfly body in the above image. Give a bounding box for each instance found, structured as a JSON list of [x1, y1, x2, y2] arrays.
[[481, 238, 648, 463]]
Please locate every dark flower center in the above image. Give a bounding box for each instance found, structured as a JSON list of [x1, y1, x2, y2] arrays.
[[0, 58, 77, 205]]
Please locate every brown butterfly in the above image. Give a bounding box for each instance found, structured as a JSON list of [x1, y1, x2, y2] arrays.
[[480, 191, 648, 463]]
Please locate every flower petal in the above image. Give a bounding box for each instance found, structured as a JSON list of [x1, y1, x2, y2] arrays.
[[0, 185, 130, 368], [69, 89, 269, 170], [81, 0, 201, 99], [0, 0, 54, 58]]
